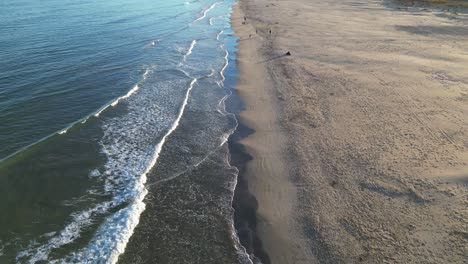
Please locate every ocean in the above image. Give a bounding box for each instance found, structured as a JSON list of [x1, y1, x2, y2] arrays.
[[0, 0, 249, 263]]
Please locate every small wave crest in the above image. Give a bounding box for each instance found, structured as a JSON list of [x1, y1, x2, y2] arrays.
[[216, 29, 225, 41], [94, 68, 151, 118], [182, 40, 197, 63], [193, 2, 222, 23], [52, 67, 152, 140]]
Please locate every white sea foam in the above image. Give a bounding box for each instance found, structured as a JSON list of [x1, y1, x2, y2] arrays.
[[216, 29, 224, 41], [183, 40, 197, 63], [221, 49, 229, 81], [110, 84, 138, 107], [93, 76, 198, 264], [216, 47, 229, 86], [217, 93, 230, 115], [15, 3, 243, 263], [17, 39, 200, 263], [16, 202, 111, 263], [208, 68, 216, 77], [193, 2, 222, 23], [214, 12, 254, 263], [0, 242, 4, 257], [222, 115, 253, 264], [89, 169, 101, 178], [209, 17, 214, 26], [94, 68, 151, 117], [217, 90, 252, 264]]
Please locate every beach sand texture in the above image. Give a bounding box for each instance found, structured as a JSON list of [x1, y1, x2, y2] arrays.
[[233, 0, 468, 263]]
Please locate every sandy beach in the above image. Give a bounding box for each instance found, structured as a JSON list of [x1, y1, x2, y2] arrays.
[[232, 0, 468, 263]]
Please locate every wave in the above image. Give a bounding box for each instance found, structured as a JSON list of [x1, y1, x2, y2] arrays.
[[52, 67, 152, 138], [0, 64, 148, 165], [193, 2, 222, 23], [216, 29, 224, 41], [64, 77, 199, 264], [88, 76, 198, 264], [16, 202, 111, 263], [16, 39, 200, 263], [182, 40, 197, 63], [217, 48, 229, 86], [11, 2, 249, 263], [95, 68, 151, 118], [0, 67, 153, 163], [215, 18, 254, 263]]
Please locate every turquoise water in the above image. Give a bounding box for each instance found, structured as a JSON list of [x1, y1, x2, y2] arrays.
[[0, 0, 247, 263]]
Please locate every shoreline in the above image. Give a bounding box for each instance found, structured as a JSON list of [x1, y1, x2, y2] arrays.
[[232, 0, 468, 263], [231, 2, 316, 263]]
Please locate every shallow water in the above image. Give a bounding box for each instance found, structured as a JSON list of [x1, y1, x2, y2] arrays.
[[0, 0, 248, 262]]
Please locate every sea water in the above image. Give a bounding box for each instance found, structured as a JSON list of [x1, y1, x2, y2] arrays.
[[0, 0, 249, 263]]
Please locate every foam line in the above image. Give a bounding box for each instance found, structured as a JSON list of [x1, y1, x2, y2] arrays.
[[108, 77, 198, 263], [210, 15, 226, 26], [0, 66, 151, 163], [216, 29, 224, 41], [225, 122, 254, 264], [208, 68, 215, 77], [193, 2, 222, 22], [95, 68, 151, 117], [216, 47, 229, 86], [17, 77, 199, 264], [59, 65, 147, 135], [182, 40, 197, 63], [15, 67, 154, 263], [146, 66, 233, 187], [221, 49, 229, 81], [110, 84, 139, 107], [16, 202, 112, 262]]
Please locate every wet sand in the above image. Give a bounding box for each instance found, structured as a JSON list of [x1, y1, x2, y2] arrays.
[[233, 0, 468, 263]]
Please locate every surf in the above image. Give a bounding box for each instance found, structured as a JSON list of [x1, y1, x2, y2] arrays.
[[3, 1, 249, 263], [193, 1, 222, 22]]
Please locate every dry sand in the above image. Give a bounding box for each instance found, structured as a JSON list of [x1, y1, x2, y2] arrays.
[[232, 0, 468, 263]]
